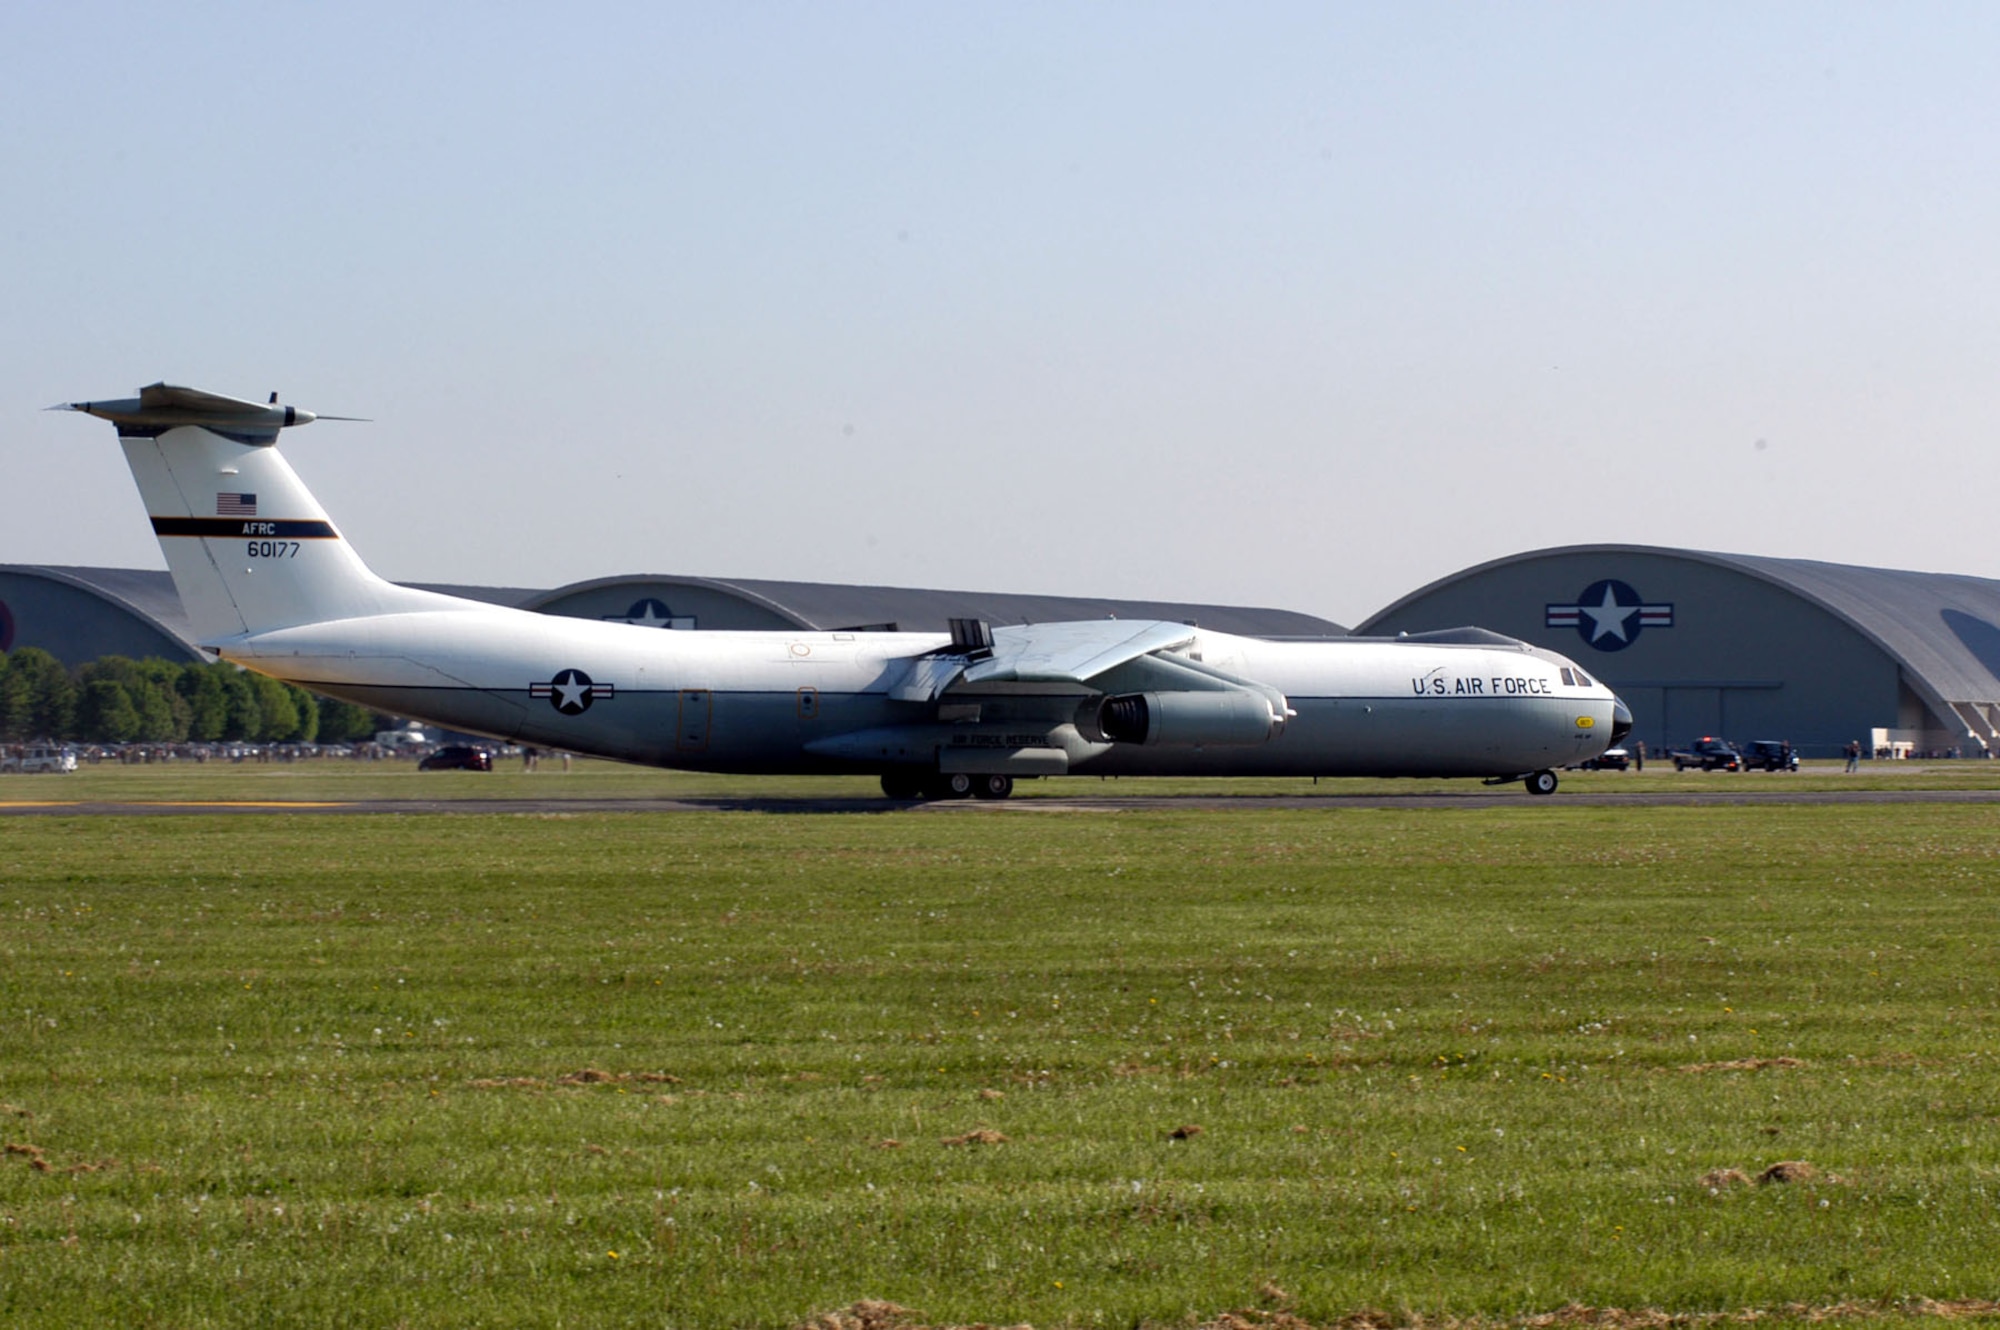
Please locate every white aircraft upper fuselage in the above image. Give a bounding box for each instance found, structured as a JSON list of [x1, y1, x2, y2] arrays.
[[63, 384, 1631, 798]]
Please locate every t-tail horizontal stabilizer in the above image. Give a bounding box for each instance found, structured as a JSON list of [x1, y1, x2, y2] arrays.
[[62, 383, 458, 644], [55, 382, 367, 446]]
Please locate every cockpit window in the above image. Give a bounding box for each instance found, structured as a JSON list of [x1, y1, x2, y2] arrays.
[[1574, 668, 1592, 687], [1559, 667, 1576, 686]]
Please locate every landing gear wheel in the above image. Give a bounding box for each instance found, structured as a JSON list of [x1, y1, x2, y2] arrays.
[[972, 774, 1014, 800], [1525, 769, 1559, 796], [880, 772, 926, 801], [923, 772, 975, 800]]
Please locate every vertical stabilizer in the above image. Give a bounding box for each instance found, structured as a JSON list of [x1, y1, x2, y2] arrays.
[[62, 384, 459, 642]]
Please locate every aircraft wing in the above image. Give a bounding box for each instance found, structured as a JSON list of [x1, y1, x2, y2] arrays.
[[887, 619, 1197, 702], [963, 620, 1199, 685], [835, 617, 1288, 768]]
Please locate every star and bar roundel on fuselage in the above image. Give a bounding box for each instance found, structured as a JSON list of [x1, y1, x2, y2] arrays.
[[1545, 579, 1674, 652], [529, 668, 615, 715]]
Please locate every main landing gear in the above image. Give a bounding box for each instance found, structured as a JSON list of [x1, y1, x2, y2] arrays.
[[880, 772, 1015, 801]]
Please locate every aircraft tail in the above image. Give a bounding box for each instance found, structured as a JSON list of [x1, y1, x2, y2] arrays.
[[61, 383, 459, 644]]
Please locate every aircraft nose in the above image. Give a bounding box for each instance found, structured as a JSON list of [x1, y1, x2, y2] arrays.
[[1609, 695, 1633, 746]]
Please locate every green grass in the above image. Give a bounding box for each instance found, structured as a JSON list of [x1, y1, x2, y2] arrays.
[[6, 752, 2000, 804], [2, 796, 1998, 1326]]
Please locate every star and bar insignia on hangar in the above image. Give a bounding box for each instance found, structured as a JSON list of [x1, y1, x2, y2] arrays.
[[530, 668, 614, 715], [1546, 579, 1673, 652], [601, 597, 696, 629]]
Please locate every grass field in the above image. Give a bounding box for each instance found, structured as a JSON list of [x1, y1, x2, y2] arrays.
[[6, 753, 2000, 804], [2, 772, 1998, 1326]]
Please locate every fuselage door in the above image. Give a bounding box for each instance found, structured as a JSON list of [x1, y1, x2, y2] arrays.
[[676, 689, 711, 752]]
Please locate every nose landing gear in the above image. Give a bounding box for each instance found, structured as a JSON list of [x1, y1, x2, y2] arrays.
[[1483, 768, 1561, 795]]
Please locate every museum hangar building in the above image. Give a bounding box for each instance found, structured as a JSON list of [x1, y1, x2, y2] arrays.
[[1358, 545, 2000, 758], [8, 545, 2000, 759], [0, 563, 1335, 663]]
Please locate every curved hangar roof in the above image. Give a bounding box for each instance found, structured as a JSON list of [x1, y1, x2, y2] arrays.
[[0, 565, 1341, 667], [0, 565, 203, 663], [0, 565, 542, 665], [1357, 545, 2000, 753], [523, 574, 1340, 637]]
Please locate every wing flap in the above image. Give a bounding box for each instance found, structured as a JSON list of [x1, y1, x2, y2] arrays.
[[887, 654, 969, 702]]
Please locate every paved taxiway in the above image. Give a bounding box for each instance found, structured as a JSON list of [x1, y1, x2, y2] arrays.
[[5, 789, 2000, 816]]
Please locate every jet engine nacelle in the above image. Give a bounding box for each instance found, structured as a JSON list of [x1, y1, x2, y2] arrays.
[[1097, 689, 1284, 747]]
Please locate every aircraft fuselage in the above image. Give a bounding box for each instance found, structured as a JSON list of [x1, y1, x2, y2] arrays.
[[223, 610, 1618, 779]]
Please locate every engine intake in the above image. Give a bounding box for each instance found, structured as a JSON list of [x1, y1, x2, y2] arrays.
[[1097, 690, 1283, 746]]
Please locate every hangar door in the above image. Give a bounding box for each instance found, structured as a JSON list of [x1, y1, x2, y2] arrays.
[[1663, 688, 1721, 742], [1660, 684, 1785, 745]]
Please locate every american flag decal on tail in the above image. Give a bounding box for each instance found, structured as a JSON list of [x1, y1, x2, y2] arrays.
[[216, 492, 257, 516]]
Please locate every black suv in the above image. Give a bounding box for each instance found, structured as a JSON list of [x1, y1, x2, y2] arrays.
[[1743, 739, 1798, 772], [419, 745, 493, 772], [1672, 738, 1742, 772]]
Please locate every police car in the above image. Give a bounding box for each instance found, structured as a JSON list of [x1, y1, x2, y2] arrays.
[[1671, 738, 1742, 772]]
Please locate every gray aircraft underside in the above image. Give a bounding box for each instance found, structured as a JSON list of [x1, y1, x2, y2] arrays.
[[61, 383, 1631, 797]]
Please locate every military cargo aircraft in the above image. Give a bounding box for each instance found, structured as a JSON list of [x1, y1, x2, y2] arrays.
[[61, 384, 1630, 798]]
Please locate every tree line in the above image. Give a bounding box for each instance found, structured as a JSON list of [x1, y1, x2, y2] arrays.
[[0, 648, 392, 746]]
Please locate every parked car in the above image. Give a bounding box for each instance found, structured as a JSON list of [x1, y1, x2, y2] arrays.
[[1575, 746, 1630, 771], [1672, 738, 1742, 772], [1743, 739, 1799, 772], [418, 745, 493, 772], [0, 745, 78, 774]]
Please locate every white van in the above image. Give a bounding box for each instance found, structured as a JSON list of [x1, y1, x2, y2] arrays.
[[0, 746, 78, 774]]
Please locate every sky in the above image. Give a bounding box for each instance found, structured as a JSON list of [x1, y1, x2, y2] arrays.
[[5, 2, 2000, 627]]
